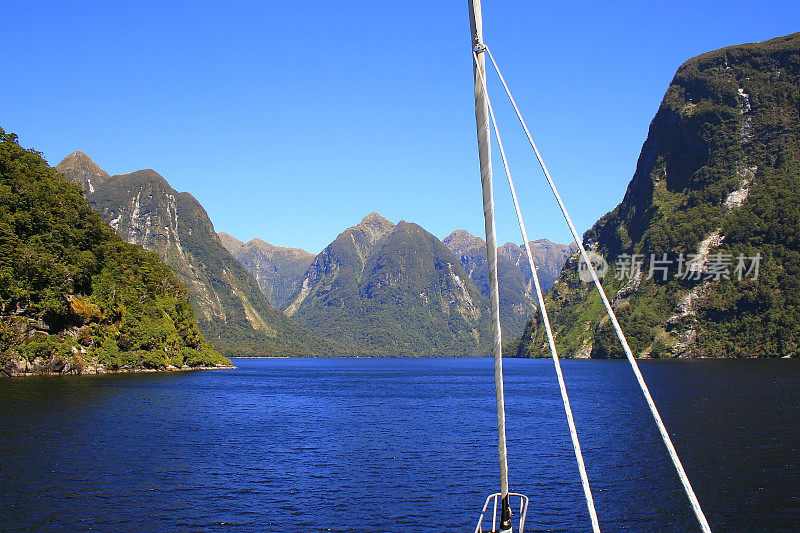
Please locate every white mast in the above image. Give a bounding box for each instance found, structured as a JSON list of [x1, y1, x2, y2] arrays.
[[469, 1, 512, 531]]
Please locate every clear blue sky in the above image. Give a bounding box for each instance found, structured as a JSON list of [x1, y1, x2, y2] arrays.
[[2, 1, 798, 253]]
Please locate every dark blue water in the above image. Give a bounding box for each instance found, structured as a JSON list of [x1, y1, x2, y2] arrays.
[[1, 358, 798, 532]]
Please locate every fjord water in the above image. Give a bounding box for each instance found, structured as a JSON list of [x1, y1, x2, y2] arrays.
[[1, 359, 797, 532]]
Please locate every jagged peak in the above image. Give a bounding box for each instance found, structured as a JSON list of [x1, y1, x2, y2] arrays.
[[358, 212, 393, 227], [218, 232, 245, 251], [392, 220, 425, 234], [218, 232, 242, 242], [245, 238, 313, 257], [113, 168, 172, 189], [247, 237, 273, 249], [352, 212, 395, 244], [56, 151, 110, 193], [499, 242, 521, 252], [128, 168, 163, 179], [446, 228, 476, 239], [527, 239, 577, 250], [58, 150, 98, 166], [443, 229, 485, 252]]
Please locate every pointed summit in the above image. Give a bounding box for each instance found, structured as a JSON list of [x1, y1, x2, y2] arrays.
[[443, 229, 485, 254], [354, 212, 395, 244], [284, 213, 491, 357], [358, 212, 393, 227], [218, 232, 245, 252], [56, 151, 110, 194]]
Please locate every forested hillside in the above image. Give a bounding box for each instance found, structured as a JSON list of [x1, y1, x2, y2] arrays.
[[513, 33, 800, 359], [0, 128, 230, 375]]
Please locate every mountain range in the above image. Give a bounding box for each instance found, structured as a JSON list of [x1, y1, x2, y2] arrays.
[[10, 32, 799, 362], [57, 153, 336, 357], [442, 229, 576, 335], [66, 33, 800, 361], [511, 32, 800, 359], [220, 224, 575, 346], [281, 213, 492, 357], [59, 152, 574, 357]]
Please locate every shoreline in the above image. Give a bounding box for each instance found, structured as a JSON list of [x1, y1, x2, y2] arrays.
[[3, 363, 236, 378]]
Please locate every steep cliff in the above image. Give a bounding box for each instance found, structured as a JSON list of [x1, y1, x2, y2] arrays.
[[513, 33, 800, 359]]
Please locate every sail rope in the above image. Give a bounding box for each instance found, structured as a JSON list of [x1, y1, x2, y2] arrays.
[[473, 50, 601, 533], [481, 44, 712, 533]]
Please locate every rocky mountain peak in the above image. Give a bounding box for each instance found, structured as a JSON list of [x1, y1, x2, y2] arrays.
[[358, 211, 393, 228], [499, 242, 520, 252], [283, 213, 491, 357], [243, 238, 312, 257], [355, 212, 395, 244], [218, 232, 244, 251], [127, 168, 168, 185], [55, 151, 110, 194], [443, 229, 485, 254]]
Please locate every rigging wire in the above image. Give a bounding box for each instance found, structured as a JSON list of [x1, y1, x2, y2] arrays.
[[482, 44, 712, 533], [473, 50, 601, 533]]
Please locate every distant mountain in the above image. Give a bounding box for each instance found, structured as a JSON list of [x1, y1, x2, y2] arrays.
[[443, 230, 535, 336], [57, 153, 336, 357], [499, 239, 578, 290], [284, 213, 492, 357], [219, 233, 314, 309], [1, 128, 229, 375], [512, 33, 800, 359], [443, 230, 575, 336]]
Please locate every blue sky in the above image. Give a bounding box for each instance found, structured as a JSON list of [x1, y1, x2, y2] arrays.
[[2, 1, 798, 253]]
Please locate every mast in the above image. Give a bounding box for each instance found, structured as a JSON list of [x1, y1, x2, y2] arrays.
[[469, 1, 512, 531]]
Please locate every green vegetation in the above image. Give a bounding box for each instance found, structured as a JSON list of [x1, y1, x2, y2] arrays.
[[287, 215, 492, 357], [0, 128, 230, 373], [512, 33, 800, 359]]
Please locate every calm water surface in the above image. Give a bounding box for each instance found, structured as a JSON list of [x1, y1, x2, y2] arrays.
[[1, 358, 798, 532]]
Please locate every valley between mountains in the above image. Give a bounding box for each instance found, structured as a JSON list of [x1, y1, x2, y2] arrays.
[[57, 152, 574, 358], [4, 33, 799, 368]]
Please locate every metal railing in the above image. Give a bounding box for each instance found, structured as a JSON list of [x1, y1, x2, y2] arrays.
[[475, 492, 529, 533]]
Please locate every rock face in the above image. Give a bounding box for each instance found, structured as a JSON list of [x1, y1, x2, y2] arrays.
[[499, 239, 578, 290], [219, 233, 314, 309], [443, 230, 575, 337], [512, 32, 800, 359], [443, 230, 534, 337], [284, 213, 492, 357], [57, 153, 335, 357]]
